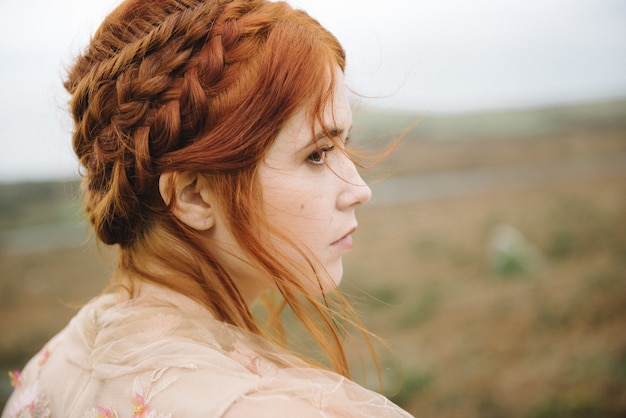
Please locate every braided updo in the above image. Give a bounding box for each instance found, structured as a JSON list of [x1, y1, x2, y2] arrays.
[[64, 0, 369, 377], [65, 0, 345, 247]]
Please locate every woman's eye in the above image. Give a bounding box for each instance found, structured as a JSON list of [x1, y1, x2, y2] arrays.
[[307, 145, 334, 165]]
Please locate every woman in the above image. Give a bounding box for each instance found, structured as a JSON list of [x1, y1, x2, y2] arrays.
[[3, 0, 412, 416]]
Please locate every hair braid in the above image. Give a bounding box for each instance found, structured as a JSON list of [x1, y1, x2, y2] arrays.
[[64, 0, 380, 381], [67, 0, 268, 246]]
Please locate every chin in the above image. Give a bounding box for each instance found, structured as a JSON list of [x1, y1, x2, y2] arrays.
[[291, 254, 345, 294], [321, 262, 344, 291]]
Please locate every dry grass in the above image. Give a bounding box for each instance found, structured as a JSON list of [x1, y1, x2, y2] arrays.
[[345, 179, 626, 417]]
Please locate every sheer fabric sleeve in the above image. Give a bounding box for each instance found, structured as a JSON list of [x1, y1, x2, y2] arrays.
[[224, 395, 323, 418], [222, 367, 414, 418], [2, 287, 414, 417]]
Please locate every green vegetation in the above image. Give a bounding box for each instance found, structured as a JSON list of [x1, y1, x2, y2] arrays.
[[0, 181, 81, 230], [389, 370, 433, 407], [528, 397, 606, 418], [353, 98, 626, 141]]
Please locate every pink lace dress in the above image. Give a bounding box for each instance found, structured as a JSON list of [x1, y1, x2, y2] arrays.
[[2, 284, 412, 417]]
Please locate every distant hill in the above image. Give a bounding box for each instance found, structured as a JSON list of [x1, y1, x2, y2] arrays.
[[353, 98, 626, 141], [0, 181, 81, 230]]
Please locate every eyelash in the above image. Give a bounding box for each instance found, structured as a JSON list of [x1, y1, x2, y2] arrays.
[[305, 136, 351, 166], [307, 145, 335, 166]]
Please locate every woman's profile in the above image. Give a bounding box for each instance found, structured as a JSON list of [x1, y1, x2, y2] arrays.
[[3, 0, 412, 416]]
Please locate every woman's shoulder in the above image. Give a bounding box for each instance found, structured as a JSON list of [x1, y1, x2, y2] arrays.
[[5, 286, 412, 417], [61, 285, 278, 377], [142, 364, 413, 417], [3, 287, 270, 417]]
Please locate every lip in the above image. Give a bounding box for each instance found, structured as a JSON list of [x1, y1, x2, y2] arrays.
[[331, 226, 357, 250]]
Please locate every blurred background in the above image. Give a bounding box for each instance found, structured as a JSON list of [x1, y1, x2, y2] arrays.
[[1, 0, 625, 416]]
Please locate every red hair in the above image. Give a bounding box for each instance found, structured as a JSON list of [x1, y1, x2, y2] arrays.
[[65, 0, 377, 380]]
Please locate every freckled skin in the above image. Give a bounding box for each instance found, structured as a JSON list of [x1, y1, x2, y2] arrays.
[[256, 70, 372, 291], [208, 70, 371, 300]]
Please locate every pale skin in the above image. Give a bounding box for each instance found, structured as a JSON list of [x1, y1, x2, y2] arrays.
[[158, 70, 370, 416], [159, 69, 371, 305]]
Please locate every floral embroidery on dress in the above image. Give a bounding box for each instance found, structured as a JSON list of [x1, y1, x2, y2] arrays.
[[37, 345, 51, 366], [83, 389, 172, 418], [83, 372, 177, 418], [5, 344, 54, 417], [132, 393, 147, 418], [128, 376, 173, 418], [4, 382, 51, 418], [83, 406, 119, 418], [129, 392, 172, 418], [9, 370, 21, 388]]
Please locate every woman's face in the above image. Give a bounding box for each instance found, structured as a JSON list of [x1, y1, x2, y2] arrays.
[[257, 70, 372, 291]]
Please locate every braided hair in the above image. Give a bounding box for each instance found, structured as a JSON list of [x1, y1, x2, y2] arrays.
[[67, 0, 344, 246], [64, 0, 376, 379]]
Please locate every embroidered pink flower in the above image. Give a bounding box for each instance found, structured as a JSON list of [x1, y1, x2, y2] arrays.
[[96, 406, 115, 418], [132, 392, 147, 418], [9, 370, 21, 388], [38, 345, 51, 366], [83, 406, 118, 418], [4, 381, 51, 418]]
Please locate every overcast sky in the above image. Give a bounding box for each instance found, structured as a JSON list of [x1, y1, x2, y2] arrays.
[[1, 0, 626, 181]]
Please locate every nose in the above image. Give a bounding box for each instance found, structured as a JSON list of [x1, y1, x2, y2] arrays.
[[336, 155, 372, 210]]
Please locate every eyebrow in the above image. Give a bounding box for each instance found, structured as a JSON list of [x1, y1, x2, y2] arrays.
[[302, 126, 352, 149], [298, 125, 353, 153], [315, 127, 346, 141]]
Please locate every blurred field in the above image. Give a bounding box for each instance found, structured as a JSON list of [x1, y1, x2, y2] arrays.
[[1, 99, 625, 416]]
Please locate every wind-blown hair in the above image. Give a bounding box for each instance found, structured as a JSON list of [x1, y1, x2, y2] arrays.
[[65, 0, 375, 379]]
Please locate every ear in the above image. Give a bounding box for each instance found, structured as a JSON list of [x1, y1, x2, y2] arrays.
[[159, 172, 216, 231]]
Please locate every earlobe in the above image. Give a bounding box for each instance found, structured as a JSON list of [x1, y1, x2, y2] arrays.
[[158, 172, 215, 231]]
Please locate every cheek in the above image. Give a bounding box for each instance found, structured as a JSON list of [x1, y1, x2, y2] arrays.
[[260, 171, 331, 249], [268, 192, 326, 242]]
